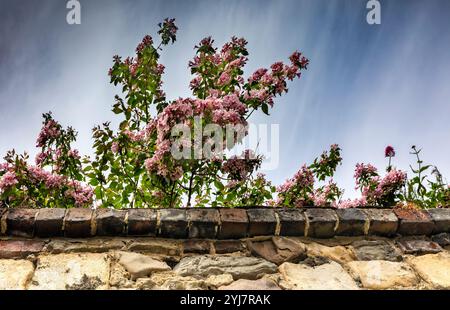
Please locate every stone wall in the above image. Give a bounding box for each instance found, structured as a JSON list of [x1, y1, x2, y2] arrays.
[[0, 207, 450, 290]]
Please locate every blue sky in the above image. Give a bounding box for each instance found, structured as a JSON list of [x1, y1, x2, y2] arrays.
[[1, 0, 449, 198]]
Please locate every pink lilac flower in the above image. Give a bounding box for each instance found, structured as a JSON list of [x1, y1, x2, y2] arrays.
[[244, 89, 269, 103], [65, 181, 93, 207], [377, 169, 407, 193], [136, 35, 153, 54], [289, 51, 302, 64], [53, 148, 63, 162], [189, 76, 202, 90], [45, 174, 65, 189], [124, 130, 146, 142], [277, 165, 314, 194], [0, 163, 10, 172], [270, 62, 284, 74], [310, 191, 327, 207], [293, 165, 315, 188], [260, 73, 274, 85], [354, 163, 378, 183], [129, 62, 139, 76], [217, 71, 232, 86], [334, 197, 367, 209], [36, 119, 60, 147], [188, 56, 201, 69], [68, 149, 80, 160], [248, 68, 268, 83], [286, 65, 301, 81], [111, 142, 120, 154], [35, 151, 49, 166], [222, 94, 247, 114], [0, 171, 18, 190], [195, 36, 214, 49], [231, 36, 247, 49], [155, 64, 165, 75], [226, 56, 247, 70], [28, 166, 50, 183], [277, 179, 295, 193]]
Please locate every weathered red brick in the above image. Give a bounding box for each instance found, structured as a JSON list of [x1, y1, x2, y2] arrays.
[[6, 209, 38, 237], [187, 209, 220, 238], [214, 240, 245, 254], [182, 239, 212, 254], [218, 208, 248, 239], [276, 209, 306, 236], [158, 209, 188, 238], [35, 208, 66, 237], [394, 208, 434, 236], [363, 209, 399, 236], [94, 209, 127, 236], [247, 209, 277, 237], [305, 208, 337, 238], [64, 208, 93, 237], [0, 239, 45, 259], [127, 209, 157, 236]]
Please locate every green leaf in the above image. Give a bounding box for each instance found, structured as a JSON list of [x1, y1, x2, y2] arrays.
[[261, 103, 269, 115]]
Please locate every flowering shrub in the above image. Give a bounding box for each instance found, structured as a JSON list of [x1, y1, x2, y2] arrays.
[[0, 113, 92, 208], [352, 163, 407, 207], [277, 144, 343, 207], [83, 18, 308, 208]]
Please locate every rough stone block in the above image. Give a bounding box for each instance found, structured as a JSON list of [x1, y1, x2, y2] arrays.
[[35, 208, 66, 237], [127, 209, 157, 236], [218, 208, 248, 239], [427, 208, 450, 233], [394, 209, 434, 236], [187, 208, 220, 239], [247, 209, 277, 237], [0, 259, 35, 290], [246, 237, 307, 265], [363, 209, 398, 236], [6, 209, 37, 237], [94, 209, 127, 236], [276, 209, 306, 236], [304, 208, 337, 238], [214, 240, 245, 254], [182, 239, 211, 254], [114, 251, 171, 280], [44, 239, 125, 254], [29, 253, 110, 290], [278, 261, 358, 290], [64, 208, 93, 237], [336, 208, 368, 236], [407, 252, 450, 289], [0, 240, 45, 259], [351, 240, 402, 262], [431, 232, 450, 246], [158, 209, 188, 238], [174, 255, 278, 280], [397, 238, 442, 255], [346, 261, 418, 289], [126, 239, 182, 257]]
